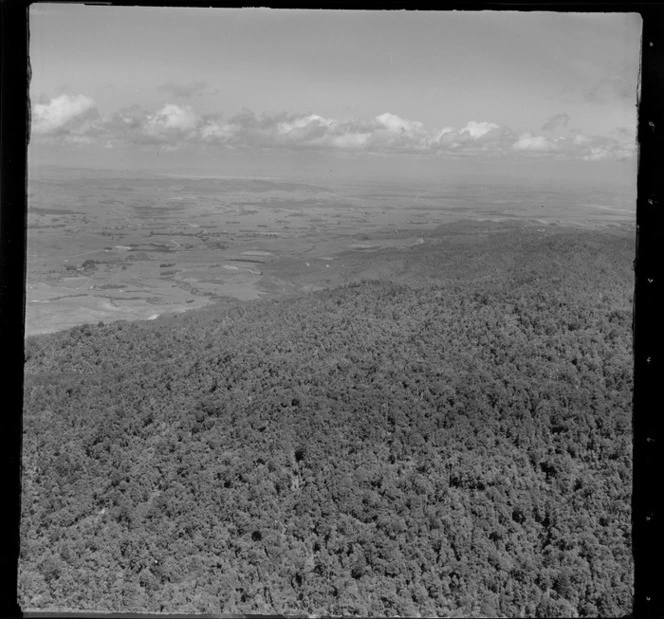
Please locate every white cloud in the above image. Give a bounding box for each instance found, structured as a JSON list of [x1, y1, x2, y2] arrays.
[[31, 95, 637, 164], [512, 133, 553, 151], [367, 112, 430, 151], [145, 104, 200, 134], [375, 112, 426, 137], [430, 121, 516, 155], [460, 121, 500, 140], [277, 114, 336, 135], [32, 94, 97, 135]]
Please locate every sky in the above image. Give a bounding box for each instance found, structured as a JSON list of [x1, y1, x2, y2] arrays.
[[29, 6, 641, 187]]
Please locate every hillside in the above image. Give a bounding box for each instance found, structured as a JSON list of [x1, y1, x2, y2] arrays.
[[19, 225, 634, 617]]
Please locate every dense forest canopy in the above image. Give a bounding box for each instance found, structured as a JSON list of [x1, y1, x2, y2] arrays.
[[20, 223, 634, 617]]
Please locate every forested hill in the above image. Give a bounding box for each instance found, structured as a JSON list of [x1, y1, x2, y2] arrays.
[[20, 225, 634, 617]]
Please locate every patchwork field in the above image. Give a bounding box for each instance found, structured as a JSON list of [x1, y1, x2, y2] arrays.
[[26, 166, 635, 336]]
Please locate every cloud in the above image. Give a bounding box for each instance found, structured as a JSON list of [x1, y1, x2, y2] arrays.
[[460, 121, 500, 140], [99, 105, 151, 146], [275, 114, 340, 144], [32, 94, 98, 136], [200, 119, 237, 142], [547, 131, 636, 161], [157, 80, 211, 99], [200, 110, 428, 153], [582, 142, 636, 162], [114, 105, 146, 129], [541, 113, 570, 132], [93, 103, 203, 147], [430, 121, 517, 156], [364, 113, 429, 151], [434, 127, 454, 140], [30, 95, 637, 163], [513, 133, 553, 152], [583, 147, 612, 161], [375, 112, 426, 137], [146, 104, 200, 133]]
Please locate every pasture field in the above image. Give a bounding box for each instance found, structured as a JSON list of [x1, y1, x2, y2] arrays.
[[25, 166, 634, 336]]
